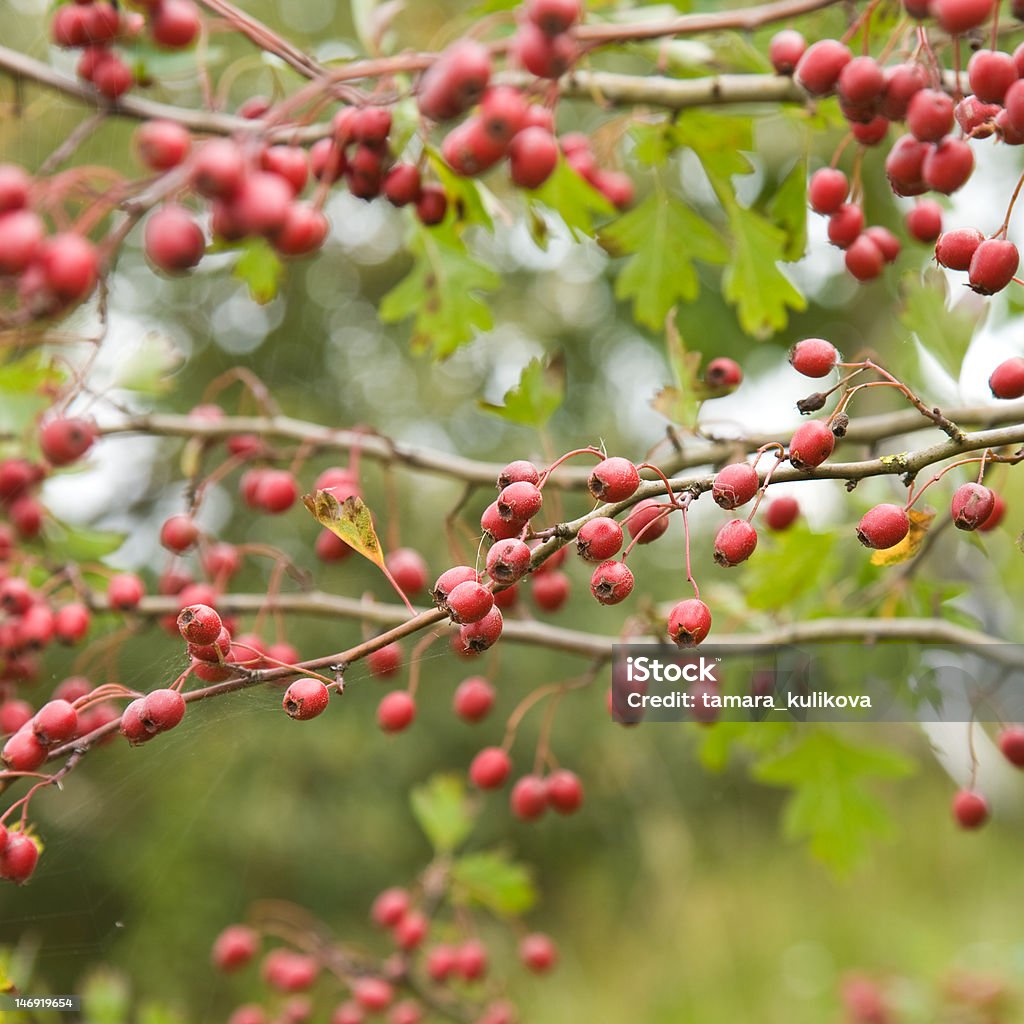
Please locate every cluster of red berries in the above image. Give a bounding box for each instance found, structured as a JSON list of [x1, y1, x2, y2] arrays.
[[773, 0, 1023, 288], [52, 0, 200, 100]]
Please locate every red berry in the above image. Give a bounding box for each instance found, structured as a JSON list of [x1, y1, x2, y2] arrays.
[[385, 548, 428, 594], [353, 979, 394, 1012], [577, 517, 624, 561], [368, 642, 403, 679], [769, 29, 806, 75], [588, 457, 640, 502], [108, 573, 145, 611], [40, 417, 96, 467], [54, 602, 91, 644], [520, 932, 558, 972], [454, 939, 489, 981], [969, 239, 1019, 295], [845, 234, 885, 281], [447, 581, 495, 624], [951, 483, 995, 531], [978, 492, 1006, 531], [788, 420, 835, 469], [907, 89, 954, 142], [936, 227, 984, 271], [457, 607, 503, 653], [378, 691, 415, 733], [383, 164, 421, 208], [531, 570, 570, 611], [371, 887, 410, 928], [39, 233, 99, 301], [31, 700, 78, 747], [141, 689, 186, 733], [968, 49, 1018, 103], [255, 469, 298, 513], [135, 119, 191, 170], [998, 727, 1024, 767], [513, 22, 576, 79], [272, 205, 328, 257], [52, 5, 89, 47], [191, 139, 245, 199], [93, 54, 134, 99], [470, 746, 512, 788], [481, 501, 522, 542], [283, 678, 330, 720], [0, 210, 44, 275], [0, 832, 39, 884], [479, 86, 528, 145], [486, 538, 532, 584], [864, 226, 900, 264], [589, 560, 634, 605], [594, 170, 634, 210], [906, 201, 943, 243], [331, 1005, 363, 1024], [389, 1000, 422, 1024], [795, 39, 851, 96], [145, 204, 204, 273], [432, 566, 478, 610], [0, 699, 34, 735], [525, 0, 581, 35], [922, 137, 974, 195], [415, 185, 448, 226], [626, 499, 670, 543], [230, 172, 292, 237], [393, 910, 429, 949], [807, 168, 848, 215], [838, 56, 884, 106], [545, 768, 583, 813], [417, 40, 492, 121], [856, 503, 910, 549], [454, 676, 495, 723], [713, 519, 758, 567], [161, 514, 199, 553], [426, 945, 457, 982], [497, 481, 543, 522], [988, 356, 1024, 398], [885, 133, 929, 196], [764, 496, 800, 530], [496, 460, 540, 489], [952, 788, 989, 829], [1006, 79, 1024, 134], [932, 0, 995, 35], [511, 774, 547, 820], [850, 116, 889, 146], [712, 463, 759, 510], [509, 127, 559, 189], [704, 357, 743, 391], [442, 117, 506, 176], [120, 699, 152, 744], [956, 95, 1001, 138], [2, 729, 48, 771], [177, 603, 222, 645], [212, 925, 260, 972], [150, 0, 200, 48], [668, 598, 712, 647], [827, 203, 863, 248]]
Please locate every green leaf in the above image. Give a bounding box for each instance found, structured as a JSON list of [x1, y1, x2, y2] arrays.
[[0, 352, 65, 435], [766, 159, 808, 262], [379, 225, 500, 357], [451, 849, 537, 916], [599, 190, 727, 331], [426, 150, 494, 230], [743, 526, 837, 612], [479, 353, 565, 427], [112, 331, 184, 395], [651, 314, 704, 428], [754, 730, 913, 875], [80, 968, 131, 1024], [722, 199, 807, 338], [672, 110, 755, 180], [46, 525, 126, 563], [410, 775, 474, 854], [137, 1004, 185, 1024], [898, 268, 983, 382], [528, 158, 616, 240], [233, 237, 284, 305]]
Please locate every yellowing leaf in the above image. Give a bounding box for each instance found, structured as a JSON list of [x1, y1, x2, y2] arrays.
[[303, 491, 384, 569], [871, 508, 935, 567]]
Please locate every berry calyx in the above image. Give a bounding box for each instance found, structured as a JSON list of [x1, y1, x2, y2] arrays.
[[283, 678, 330, 720], [856, 503, 910, 549], [667, 599, 712, 647], [790, 338, 839, 377]]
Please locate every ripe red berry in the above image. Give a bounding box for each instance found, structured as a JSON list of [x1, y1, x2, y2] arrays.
[[393, 910, 429, 949], [271, 206, 327, 259], [769, 29, 806, 75], [531, 570, 570, 612], [545, 769, 583, 813], [922, 137, 974, 195], [486, 538, 532, 584], [989, 356, 1024, 398], [107, 573, 145, 611], [385, 548, 428, 595], [668, 598, 712, 647], [353, 979, 394, 1012], [951, 483, 995, 531], [589, 560, 634, 605], [54, 602, 91, 644], [378, 691, 416, 733], [447, 581, 495, 624], [907, 89, 954, 142], [967, 49, 1018, 103], [0, 210, 44, 275], [0, 164, 30, 213], [856, 503, 910, 549], [93, 54, 134, 99], [32, 700, 78, 746], [0, 832, 39, 884], [588, 457, 640, 502], [850, 115, 889, 146], [712, 463, 759, 510], [368, 642, 403, 679], [936, 227, 984, 271], [432, 566, 478, 610], [0, 699, 34, 735], [838, 56, 884, 105], [789, 420, 835, 469], [12, 496, 46, 539], [40, 417, 96, 467], [885, 133, 929, 196], [864, 226, 900, 264], [192, 139, 245, 199], [135, 119, 191, 170], [150, 0, 200, 48], [3, 729, 48, 771], [807, 168, 848, 215], [145, 204, 204, 273], [212, 925, 260, 972], [383, 164, 422, 207], [704, 357, 743, 391], [426, 945, 458, 982], [513, 21, 576, 78], [457, 607, 503, 654], [969, 239, 1019, 295], [520, 932, 559, 973], [577, 517, 623, 561], [906, 201, 943, 243], [932, 0, 995, 35], [999, 726, 1024, 767], [39, 232, 99, 301], [509, 126, 559, 189], [956, 95, 1001, 138], [371, 887, 410, 928], [470, 746, 512, 788], [511, 774, 548, 820], [141, 689, 186, 733], [161, 514, 199, 553], [442, 117, 506, 176], [481, 501, 521, 542], [764, 496, 800, 531], [453, 676, 495, 723], [496, 460, 540, 489], [795, 39, 851, 96], [231, 172, 292, 237], [415, 185, 448, 226], [525, 0, 581, 35], [827, 203, 864, 249], [977, 492, 1006, 531], [952, 788, 989, 829], [417, 39, 493, 121], [497, 481, 543, 522], [713, 519, 758, 567], [845, 234, 885, 281], [626, 498, 670, 543], [283, 679, 330, 720], [177, 603, 222, 645]]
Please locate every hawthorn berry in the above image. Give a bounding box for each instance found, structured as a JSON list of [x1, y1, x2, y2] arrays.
[[353, 979, 394, 1012], [932, 0, 995, 35], [935, 227, 984, 271], [497, 481, 543, 522], [0, 165, 29, 213], [389, 1000, 423, 1024], [178, 603, 222, 645], [509, 127, 559, 189], [453, 677, 495, 723], [577, 517, 624, 560], [432, 566, 479, 610], [447, 581, 495, 624], [0, 699, 34, 735], [141, 689, 186, 733], [764, 496, 800, 531], [417, 39, 492, 121], [135, 119, 191, 170], [967, 49, 1018, 104], [32, 700, 78, 746], [513, 21, 576, 78], [368, 643, 403, 679], [0, 210, 43, 276], [969, 239, 1019, 295], [769, 29, 806, 75], [161, 514, 199, 553], [470, 746, 512, 788], [520, 933, 559, 973], [2, 729, 48, 770], [989, 357, 1024, 399], [371, 887, 410, 928], [427, 945, 458, 982], [393, 910, 429, 949], [808, 168, 848, 215], [907, 89, 954, 142], [330, 1004, 364, 1024], [496, 460, 540, 489], [906, 201, 943, 243], [145, 205, 204, 273], [262, 950, 319, 993], [384, 164, 422, 207], [977, 492, 1006, 532], [668, 599, 712, 647], [54, 602, 91, 644], [486, 538, 532, 584], [589, 561, 634, 605], [212, 925, 260, 972], [283, 679, 330, 720], [845, 234, 885, 281], [922, 138, 974, 195], [0, 832, 39, 884], [790, 338, 839, 377], [856, 503, 910, 549], [789, 420, 835, 469], [457, 607, 503, 654], [385, 548, 428, 595], [415, 185, 448, 226], [626, 499, 670, 543], [454, 939, 489, 982], [531, 570, 570, 612], [511, 774, 548, 820], [481, 501, 523, 542], [546, 769, 583, 813], [316, 529, 353, 562], [108, 573, 145, 611], [712, 463, 759, 509], [998, 726, 1024, 767], [795, 39, 851, 97], [951, 483, 995, 531], [864, 227, 901, 264], [588, 457, 640, 502], [713, 520, 758, 567], [378, 691, 416, 733], [952, 789, 989, 829]]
